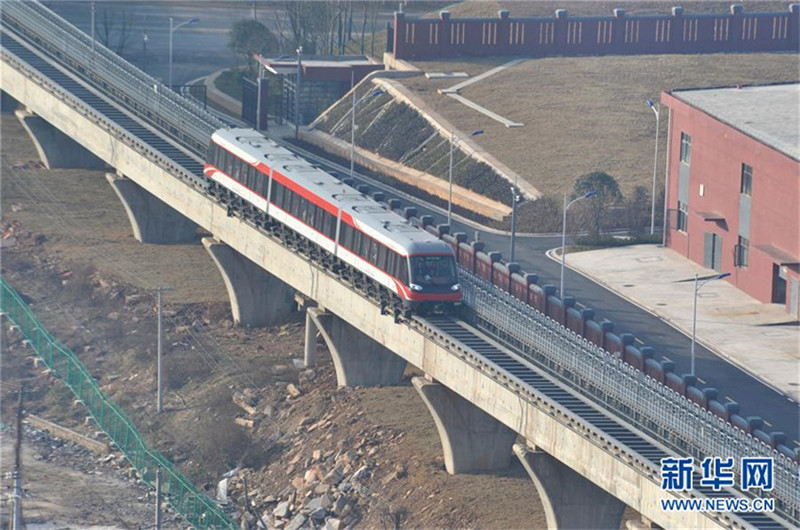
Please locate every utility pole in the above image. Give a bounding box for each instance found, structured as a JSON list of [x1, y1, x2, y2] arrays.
[[12, 385, 25, 530], [156, 287, 166, 413], [295, 46, 302, 140], [155, 467, 162, 529]]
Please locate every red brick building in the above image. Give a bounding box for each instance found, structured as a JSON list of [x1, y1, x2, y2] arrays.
[[661, 83, 799, 315]]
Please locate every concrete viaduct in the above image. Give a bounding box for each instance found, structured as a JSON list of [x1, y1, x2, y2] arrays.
[[1, 12, 789, 529]]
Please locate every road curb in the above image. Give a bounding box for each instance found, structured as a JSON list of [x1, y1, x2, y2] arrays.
[[544, 248, 793, 401]]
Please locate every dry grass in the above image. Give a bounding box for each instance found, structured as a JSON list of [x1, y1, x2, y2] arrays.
[[401, 52, 799, 197]]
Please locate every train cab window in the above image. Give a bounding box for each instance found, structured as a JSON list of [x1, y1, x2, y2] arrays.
[[410, 255, 456, 286]]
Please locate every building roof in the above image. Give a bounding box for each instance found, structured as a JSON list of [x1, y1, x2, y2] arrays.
[[671, 83, 799, 161]]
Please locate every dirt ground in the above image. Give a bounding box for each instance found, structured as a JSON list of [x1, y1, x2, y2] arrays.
[[402, 51, 798, 197], [0, 111, 642, 528], [0, 426, 158, 528]]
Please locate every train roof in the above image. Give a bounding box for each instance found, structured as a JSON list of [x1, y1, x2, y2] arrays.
[[212, 128, 451, 256]]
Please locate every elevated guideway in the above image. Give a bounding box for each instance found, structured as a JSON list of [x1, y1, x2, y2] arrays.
[[1, 2, 798, 528]]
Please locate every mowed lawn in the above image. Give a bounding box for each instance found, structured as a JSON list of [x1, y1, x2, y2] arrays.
[[402, 52, 798, 197]]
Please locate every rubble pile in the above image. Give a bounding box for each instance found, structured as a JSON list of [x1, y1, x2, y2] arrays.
[[215, 368, 412, 530]]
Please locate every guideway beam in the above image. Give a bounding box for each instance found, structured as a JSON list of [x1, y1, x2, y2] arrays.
[[306, 307, 406, 387], [413, 376, 516, 474], [107, 173, 198, 244], [16, 108, 105, 169], [202, 237, 295, 327], [514, 443, 626, 530]]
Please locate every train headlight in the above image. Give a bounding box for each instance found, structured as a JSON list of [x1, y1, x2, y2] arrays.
[[410, 283, 423, 292], [451, 283, 461, 292]]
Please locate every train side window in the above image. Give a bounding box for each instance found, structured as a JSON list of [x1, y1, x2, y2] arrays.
[[271, 181, 282, 205], [307, 202, 317, 227], [231, 156, 240, 181], [365, 237, 376, 262], [377, 245, 388, 270], [219, 149, 227, 173], [386, 251, 395, 278], [325, 212, 336, 239], [247, 165, 256, 190], [224, 151, 234, 176]]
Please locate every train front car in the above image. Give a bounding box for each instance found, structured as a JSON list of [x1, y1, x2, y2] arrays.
[[405, 240, 462, 314]]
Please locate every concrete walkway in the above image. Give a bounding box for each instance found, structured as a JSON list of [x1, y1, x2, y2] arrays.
[[439, 58, 526, 128], [564, 244, 800, 402]]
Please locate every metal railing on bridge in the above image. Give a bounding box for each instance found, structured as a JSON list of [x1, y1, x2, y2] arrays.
[[0, 278, 236, 529], [1, 0, 225, 158], [460, 270, 800, 526]]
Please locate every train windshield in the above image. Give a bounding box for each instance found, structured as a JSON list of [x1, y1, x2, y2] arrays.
[[410, 255, 457, 286]]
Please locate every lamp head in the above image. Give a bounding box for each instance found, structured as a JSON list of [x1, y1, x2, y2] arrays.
[[716, 272, 731, 280], [471, 129, 484, 137], [371, 89, 384, 97], [188, 18, 200, 24], [584, 190, 598, 199], [646, 99, 654, 108]]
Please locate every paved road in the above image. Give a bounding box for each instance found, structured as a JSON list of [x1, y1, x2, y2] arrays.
[[50, 2, 799, 443], [293, 146, 800, 444]]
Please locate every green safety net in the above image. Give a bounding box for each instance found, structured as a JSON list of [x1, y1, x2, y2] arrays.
[[0, 278, 236, 529]]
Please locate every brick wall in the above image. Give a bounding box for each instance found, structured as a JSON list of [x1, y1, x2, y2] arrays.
[[662, 87, 800, 310], [390, 4, 800, 60]]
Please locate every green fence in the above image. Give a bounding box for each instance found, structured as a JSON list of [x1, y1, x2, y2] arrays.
[[0, 278, 236, 529]]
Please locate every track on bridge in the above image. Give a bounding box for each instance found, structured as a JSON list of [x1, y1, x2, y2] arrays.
[[1, 19, 791, 530]]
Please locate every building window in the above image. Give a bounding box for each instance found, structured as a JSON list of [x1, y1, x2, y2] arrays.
[[736, 236, 750, 268], [677, 201, 688, 232], [680, 133, 691, 164], [740, 163, 752, 196]]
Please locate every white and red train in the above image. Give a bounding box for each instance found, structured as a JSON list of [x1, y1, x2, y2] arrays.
[[204, 128, 462, 313]]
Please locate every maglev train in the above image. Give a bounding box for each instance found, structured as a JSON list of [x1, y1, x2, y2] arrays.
[[204, 128, 462, 314]]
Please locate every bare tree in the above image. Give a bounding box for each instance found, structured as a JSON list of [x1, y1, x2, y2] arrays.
[[368, 0, 381, 57], [360, 1, 368, 54], [96, 8, 133, 56]]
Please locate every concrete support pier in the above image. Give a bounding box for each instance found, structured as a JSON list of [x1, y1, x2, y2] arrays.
[[306, 307, 406, 387], [16, 108, 105, 169], [1, 91, 19, 113], [304, 311, 319, 367], [202, 237, 295, 327], [108, 173, 197, 244], [413, 376, 516, 474], [514, 443, 626, 530]]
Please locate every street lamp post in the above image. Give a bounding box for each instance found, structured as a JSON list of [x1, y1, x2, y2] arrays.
[[142, 31, 148, 72], [295, 46, 302, 139], [690, 272, 730, 376], [91, 1, 96, 51], [168, 17, 199, 90], [646, 99, 660, 235], [448, 129, 484, 226], [509, 184, 522, 262], [560, 190, 597, 297]]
